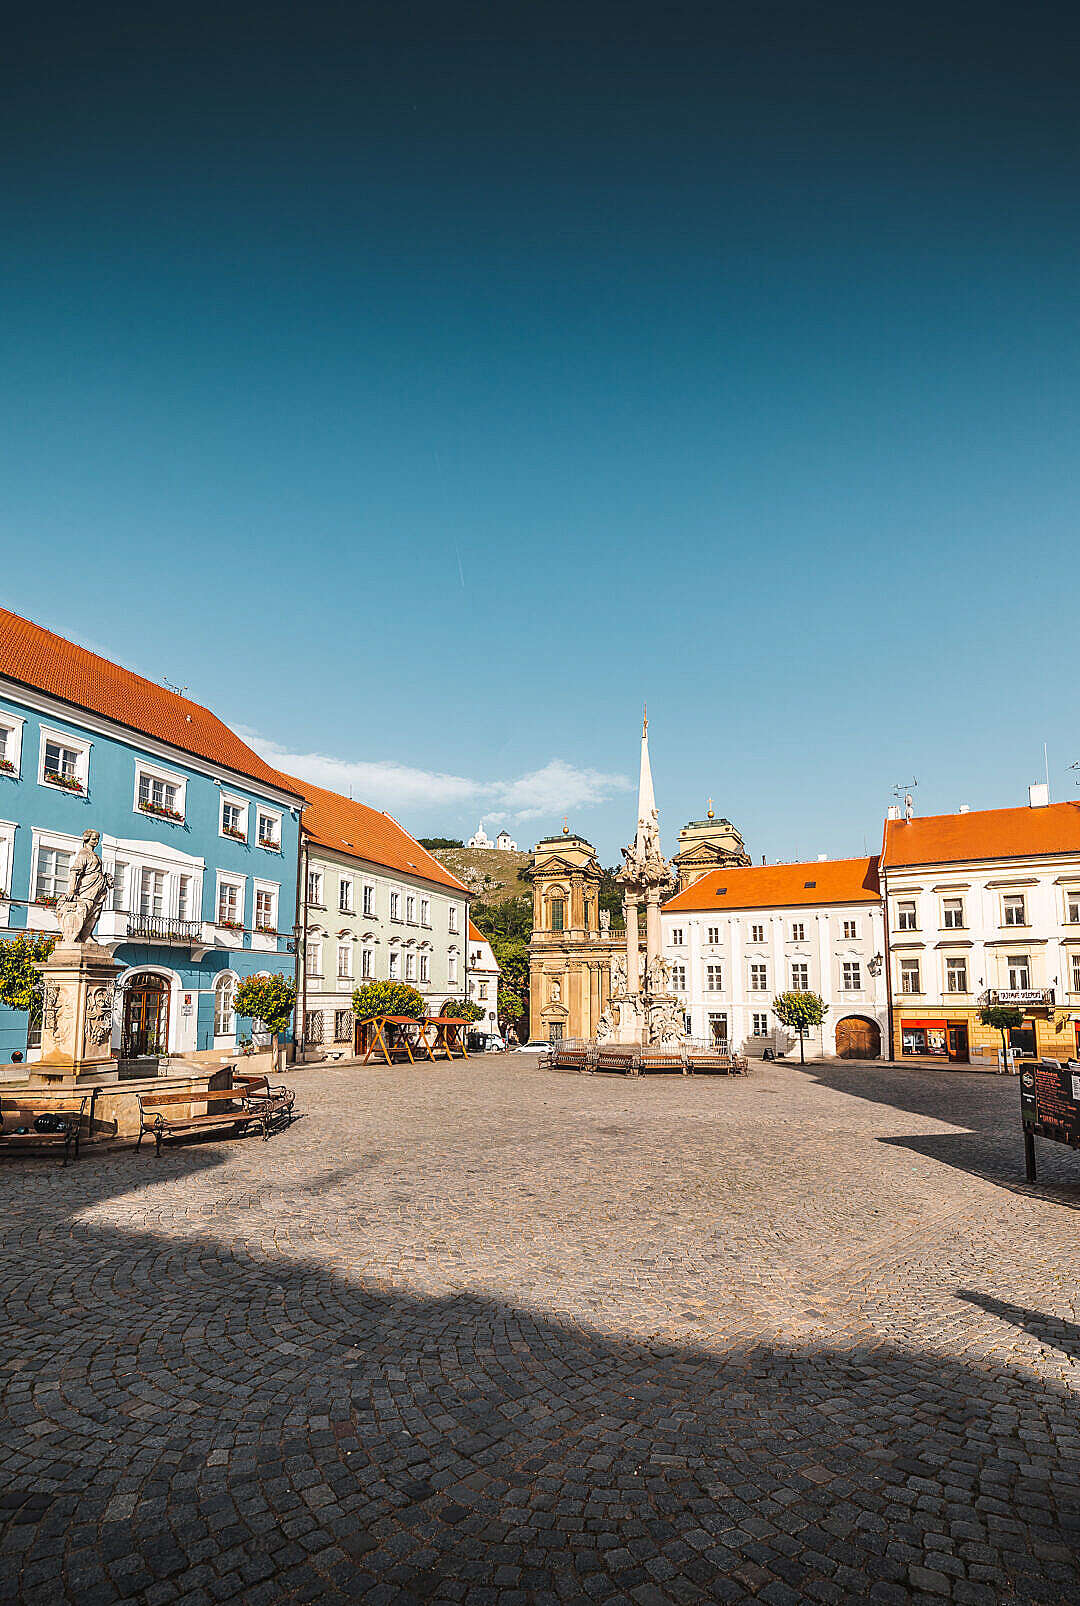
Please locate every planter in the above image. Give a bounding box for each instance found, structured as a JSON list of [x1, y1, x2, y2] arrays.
[[216, 919, 244, 931], [139, 801, 184, 823], [222, 826, 247, 843], [0, 760, 15, 775], [44, 771, 83, 792]]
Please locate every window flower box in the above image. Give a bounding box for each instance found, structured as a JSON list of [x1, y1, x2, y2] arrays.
[[221, 824, 247, 843], [44, 770, 83, 793], [0, 759, 15, 775], [216, 917, 244, 931], [37, 895, 59, 908], [139, 799, 184, 823], [255, 923, 276, 935], [257, 838, 280, 853]]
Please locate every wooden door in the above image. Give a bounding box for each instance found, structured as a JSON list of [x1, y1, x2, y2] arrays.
[[836, 1017, 880, 1059], [123, 974, 169, 1058]]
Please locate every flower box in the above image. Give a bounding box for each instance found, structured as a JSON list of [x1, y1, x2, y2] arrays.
[[139, 800, 184, 823], [37, 895, 59, 908], [257, 838, 280, 853], [0, 759, 15, 775], [44, 770, 83, 793], [255, 923, 277, 936], [216, 918, 244, 931], [221, 825, 247, 843]]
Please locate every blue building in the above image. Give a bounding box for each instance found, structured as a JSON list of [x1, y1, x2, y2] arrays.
[[0, 609, 306, 1065]]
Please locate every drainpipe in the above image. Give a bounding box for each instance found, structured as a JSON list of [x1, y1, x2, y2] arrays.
[[294, 830, 307, 1064], [882, 879, 895, 1061]]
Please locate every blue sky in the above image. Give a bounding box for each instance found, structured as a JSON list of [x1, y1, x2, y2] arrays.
[[2, 2, 1078, 864]]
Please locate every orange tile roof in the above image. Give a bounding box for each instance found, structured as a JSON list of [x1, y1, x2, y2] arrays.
[[279, 772, 468, 893], [468, 918, 487, 944], [0, 606, 306, 799], [664, 856, 880, 912], [881, 801, 1080, 870]]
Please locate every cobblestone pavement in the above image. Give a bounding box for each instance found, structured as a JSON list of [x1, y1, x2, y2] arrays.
[[2, 1057, 1079, 1606]]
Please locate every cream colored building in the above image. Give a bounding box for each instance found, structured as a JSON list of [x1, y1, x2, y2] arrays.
[[672, 805, 750, 890], [880, 790, 1080, 1065], [282, 775, 469, 1054], [526, 828, 621, 1042], [466, 918, 501, 1034]]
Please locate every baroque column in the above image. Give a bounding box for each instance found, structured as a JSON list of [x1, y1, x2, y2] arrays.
[[625, 897, 640, 994]]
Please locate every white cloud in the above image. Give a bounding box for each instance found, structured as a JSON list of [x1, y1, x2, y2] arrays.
[[242, 733, 631, 823]]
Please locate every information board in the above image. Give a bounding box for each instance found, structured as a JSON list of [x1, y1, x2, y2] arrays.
[[1019, 1058, 1080, 1180]]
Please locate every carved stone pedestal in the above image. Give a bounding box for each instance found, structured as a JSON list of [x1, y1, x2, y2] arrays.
[[29, 943, 122, 1086]]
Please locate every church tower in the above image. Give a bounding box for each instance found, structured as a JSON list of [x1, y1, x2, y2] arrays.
[[526, 825, 615, 1042]]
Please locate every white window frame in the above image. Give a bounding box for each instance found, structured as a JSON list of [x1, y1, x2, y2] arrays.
[[1003, 894, 1026, 927], [671, 962, 687, 993], [215, 871, 245, 928], [0, 713, 26, 778], [1007, 954, 1030, 990], [133, 759, 187, 823], [0, 820, 17, 925], [899, 958, 921, 994], [253, 879, 279, 934], [448, 903, 459, 934], [1065, 889, 1080, 925], [307, 867, 324, 907], [1071, 952, 1080, 994], [749, 963, 768, 992], [337, 942, 353, 981], [706, 963, 723, 992], [29, 827, 81, 913], [671, 927, 685, 946], [390, 887, 403, 922], [214, 972, 238, 1040], [255, 806, 283, 852], [306, 936, 324, 978], [405, 951, 416, 982], [388, 949, 401, 980], [420, 896, 430, 927], [448, 948, 459, 985], [945, 956, 968, 994], [841, 960, 861, 992], [749, 924, 764, 943], [896, 901, 918, 932], [37, 726, 91, 795], [791, 961, 809, 991], [219, 793, 250, 844], [706, 925, 719, 945], [363, 882, 377, 918], [942, 897, 964, 930], [419, 951, 430, 984], [361, 943, 374, 979], [338, 875, 355, 914], [791, 922, 806, 943], [842, 919, 858, 940]]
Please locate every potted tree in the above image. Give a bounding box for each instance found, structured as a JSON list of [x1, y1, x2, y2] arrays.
[[233, 974, 296, 1073], [772, 990, 828, 1065]]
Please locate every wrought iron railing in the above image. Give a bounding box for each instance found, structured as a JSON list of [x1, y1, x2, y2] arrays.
[[125, 912, 204, 943]]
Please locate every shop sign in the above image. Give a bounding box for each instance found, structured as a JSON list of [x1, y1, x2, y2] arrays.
[[994, 988, 1054, 1007], [1020, 1058, 1080, 1180]]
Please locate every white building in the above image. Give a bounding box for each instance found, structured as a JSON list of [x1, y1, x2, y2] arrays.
[[286, 775, 470, 1056], [466, 918, 501, 1033], [880, 789, 1080, 1065], [466, 822, 517, 852], [662, 857, 887, 1058]]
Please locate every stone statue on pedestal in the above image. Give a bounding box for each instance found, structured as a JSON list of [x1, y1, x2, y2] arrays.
[[57, 831, 112, 946]]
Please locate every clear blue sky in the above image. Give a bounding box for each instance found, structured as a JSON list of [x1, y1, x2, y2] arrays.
[[2, 2, 1077, 864]]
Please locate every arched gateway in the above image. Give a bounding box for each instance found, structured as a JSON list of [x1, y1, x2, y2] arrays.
[[835, 1015, 881, 1059]]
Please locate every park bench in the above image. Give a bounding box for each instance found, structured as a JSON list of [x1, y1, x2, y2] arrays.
[[0, 1093, 90, 1165], [595, 1046, 640, 1076], [136, 1080, 295, 1157], [551, 1045, 592, 1074], [638, 1050, 685, 1075]]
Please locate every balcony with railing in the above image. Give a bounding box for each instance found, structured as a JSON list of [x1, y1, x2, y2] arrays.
[[124, 911, 205, 944]]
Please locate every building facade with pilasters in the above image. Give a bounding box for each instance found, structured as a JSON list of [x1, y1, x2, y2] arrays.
[[526, 830, 620, 1042], [0, 608, 305, 1065]]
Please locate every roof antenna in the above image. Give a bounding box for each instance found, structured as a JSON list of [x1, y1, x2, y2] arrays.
[[892, 779, 917, 821], [162, 675, 188, 697]]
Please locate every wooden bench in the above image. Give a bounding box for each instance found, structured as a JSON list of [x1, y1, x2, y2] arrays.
[[638, 1051, 686, 1075], [136, 1081, 295, 1157], [232, 1074, 296, 1125], [552, 1047, 592, 1074], [0, 1094, 90, 1165], [595, 1047, 640, 1076]]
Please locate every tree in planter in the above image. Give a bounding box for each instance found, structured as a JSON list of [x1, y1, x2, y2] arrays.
[[772, 991, 828, 1065], [0, 932, 57, 1051], [233, 974, 296, 1072], [978, 1004, 1025, 1070]]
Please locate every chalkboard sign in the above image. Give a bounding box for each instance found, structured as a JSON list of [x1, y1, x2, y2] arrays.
[[1019, 1058, 1080, 1181]]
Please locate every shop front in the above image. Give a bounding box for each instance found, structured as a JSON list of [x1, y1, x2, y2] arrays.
[[899, 1017, 971, 1062]]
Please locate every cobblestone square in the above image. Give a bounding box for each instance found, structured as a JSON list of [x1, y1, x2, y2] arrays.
[[2, 1056, 1079, 1604]]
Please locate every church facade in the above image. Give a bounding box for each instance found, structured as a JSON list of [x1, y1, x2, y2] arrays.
[[525, 829, 621, 1042]]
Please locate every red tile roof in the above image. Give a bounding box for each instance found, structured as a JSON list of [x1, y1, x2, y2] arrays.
[[664, 856, 880, 912], [468, 918, 487, 944], [0, 606, 305, 799], [881, 801, 1080, 869], [279, 772, 468, 893]]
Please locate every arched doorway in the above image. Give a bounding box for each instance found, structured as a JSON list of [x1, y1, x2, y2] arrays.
[[835, 1016, 881, 1060], [122, 972, 170, 1059]]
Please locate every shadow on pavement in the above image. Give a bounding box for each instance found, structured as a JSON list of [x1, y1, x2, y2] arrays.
[[0, 1142, 1078, 1605], [807, 1062, 1080, 1209]]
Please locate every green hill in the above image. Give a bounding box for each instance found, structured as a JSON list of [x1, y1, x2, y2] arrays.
[[430, 845, 532, 905]]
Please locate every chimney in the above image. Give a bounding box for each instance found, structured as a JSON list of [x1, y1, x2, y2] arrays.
[[817, 853, 827, 862], [1029, 782, 1049, 808], [887, 804, 902, 822], [958, 804, 970, 814]]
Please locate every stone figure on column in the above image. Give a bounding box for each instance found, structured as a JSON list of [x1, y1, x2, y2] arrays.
[[57, 831, 113, 945]]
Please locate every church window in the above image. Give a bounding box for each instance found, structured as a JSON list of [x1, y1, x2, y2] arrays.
[[550, 898, 565, 932]]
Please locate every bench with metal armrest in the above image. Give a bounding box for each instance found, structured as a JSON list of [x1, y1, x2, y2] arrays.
[[0, 1094, 90, 1165], [136, 1083, 294, 1157]]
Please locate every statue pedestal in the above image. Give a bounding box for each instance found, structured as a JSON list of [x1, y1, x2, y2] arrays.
[[30, 943, 122, 1086]]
